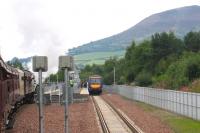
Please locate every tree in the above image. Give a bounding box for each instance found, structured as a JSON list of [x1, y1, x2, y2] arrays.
[[124, 40, 153, 83], [151, 32, 184, 63], [7, 57, 24, 70], [184, 31, 200, 52]]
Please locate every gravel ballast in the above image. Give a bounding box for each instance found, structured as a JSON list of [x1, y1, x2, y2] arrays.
[[8, 98, 99, 133], [7, 93, 173, 133], [102, 93, 173, 133]]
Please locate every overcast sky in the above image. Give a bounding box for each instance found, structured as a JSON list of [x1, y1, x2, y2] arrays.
[[0, 0, 199, 74]]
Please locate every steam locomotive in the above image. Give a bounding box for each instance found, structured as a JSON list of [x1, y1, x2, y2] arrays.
[[0, 56, 35, 131]]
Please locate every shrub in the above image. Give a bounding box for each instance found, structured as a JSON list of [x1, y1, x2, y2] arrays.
[[135, 71, 152, 86], [153, 52, 200, 90], [189, 79, 200, 93]]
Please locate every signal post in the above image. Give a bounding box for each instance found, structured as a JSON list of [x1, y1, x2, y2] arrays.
[[59, 56, 73, 133], [32, 56, 48, 133]]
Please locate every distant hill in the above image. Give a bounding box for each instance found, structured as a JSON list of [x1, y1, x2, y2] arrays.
[[68, 5, 200, 55]]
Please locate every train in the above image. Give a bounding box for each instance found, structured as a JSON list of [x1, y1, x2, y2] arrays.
[[0, 56, 35, 131], [88, 75, 103, 95]]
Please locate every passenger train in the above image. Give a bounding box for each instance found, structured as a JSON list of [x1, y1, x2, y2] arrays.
[[0, 56, 35, 131], [88, 75, 102, 95]]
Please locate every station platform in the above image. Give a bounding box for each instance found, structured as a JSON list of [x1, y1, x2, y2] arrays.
[[80, 88, 89, 94]]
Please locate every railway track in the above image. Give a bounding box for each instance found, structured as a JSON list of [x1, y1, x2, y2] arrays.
[[92, 96, 144, 133]]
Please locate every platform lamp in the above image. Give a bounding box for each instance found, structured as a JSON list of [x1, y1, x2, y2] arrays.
[[32, 56, 48, 133], [59, 56, 73, 133]]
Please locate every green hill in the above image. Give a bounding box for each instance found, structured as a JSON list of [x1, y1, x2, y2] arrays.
[[74, 50, 125, 68], [68, 5, 200, 55]]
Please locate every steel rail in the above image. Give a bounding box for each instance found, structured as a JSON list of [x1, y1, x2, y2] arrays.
[[102, 97, 143, 133], [91, 96, 110, 133]]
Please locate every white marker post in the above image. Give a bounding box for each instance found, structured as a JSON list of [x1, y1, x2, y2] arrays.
[[32, 56, 48, 133], [59, 56, 73, 133]]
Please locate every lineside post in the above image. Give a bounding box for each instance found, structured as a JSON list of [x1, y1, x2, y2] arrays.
[[64, 68, 68, 133], [32, 56, 48, 133], [59, 56, 73, 133], [39, 69, 44, 133]]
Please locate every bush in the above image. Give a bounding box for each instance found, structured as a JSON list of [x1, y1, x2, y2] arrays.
[[135, 71, 152, 86], [189, 79, 200, 93], [153, 52, 200, 90], [117, 76, 126, 85]]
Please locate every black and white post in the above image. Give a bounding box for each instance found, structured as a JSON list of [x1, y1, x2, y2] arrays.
[[59, 56, 73, 133], [32, 56, 48, 133]]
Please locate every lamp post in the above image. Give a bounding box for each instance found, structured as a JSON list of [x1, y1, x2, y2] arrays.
[[32, 56, 48, 133]]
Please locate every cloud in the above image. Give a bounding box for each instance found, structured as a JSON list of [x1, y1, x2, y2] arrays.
[[0, 0, 199, 78], [13, 0, 66, 75]]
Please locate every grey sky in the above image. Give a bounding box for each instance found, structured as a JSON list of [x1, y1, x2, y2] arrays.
[[0, 0, 199, 74]]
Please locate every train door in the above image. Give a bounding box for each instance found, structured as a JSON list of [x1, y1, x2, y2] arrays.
[[0, 68, 2, 112]]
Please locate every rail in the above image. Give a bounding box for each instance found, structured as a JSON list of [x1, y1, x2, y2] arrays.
[[92, 96, 143, 133], [102, 97, 144, 133], [91, 96, 110, 133]]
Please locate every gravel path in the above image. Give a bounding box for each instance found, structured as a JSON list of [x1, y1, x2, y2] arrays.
[[8, 98, 99, 133], [102, 93, 173, 133]]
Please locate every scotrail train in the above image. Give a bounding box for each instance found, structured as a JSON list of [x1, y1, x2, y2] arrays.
[[88, 75, 103, 95]]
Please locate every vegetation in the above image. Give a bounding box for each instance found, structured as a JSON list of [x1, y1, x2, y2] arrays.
[[80, 31, 200, 91], [7, 57, 25, 70], [135, 101, 200, 133], [44, 70, 65, 83]]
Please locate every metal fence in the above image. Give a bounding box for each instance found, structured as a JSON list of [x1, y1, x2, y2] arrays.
[[104, 85, 200, 121]]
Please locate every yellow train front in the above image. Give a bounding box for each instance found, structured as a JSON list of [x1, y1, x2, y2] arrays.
[[88, 75, 102, 95]]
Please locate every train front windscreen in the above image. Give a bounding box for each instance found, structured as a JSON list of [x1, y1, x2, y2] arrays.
[[89, 78, 101, 84]]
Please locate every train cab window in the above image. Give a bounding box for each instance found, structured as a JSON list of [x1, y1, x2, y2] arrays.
[[90, 79, 101, 83]]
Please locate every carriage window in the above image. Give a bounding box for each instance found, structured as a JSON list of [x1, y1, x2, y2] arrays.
[[0, 70, 2, 80], [8, 86, 10, 92]]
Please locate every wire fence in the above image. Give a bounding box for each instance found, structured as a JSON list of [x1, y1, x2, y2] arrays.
[[104, 85, 200, 121]]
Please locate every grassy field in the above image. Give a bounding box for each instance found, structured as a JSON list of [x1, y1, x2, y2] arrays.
[[74, 50, 125, 66], [135, 101, 200, 133]]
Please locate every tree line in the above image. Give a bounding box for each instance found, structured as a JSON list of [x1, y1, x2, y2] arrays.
[[80, 31, 200, 92]]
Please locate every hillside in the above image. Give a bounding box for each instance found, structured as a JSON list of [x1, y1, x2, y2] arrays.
[[74, 50, 125, 68], [68, 5, 200, 55]]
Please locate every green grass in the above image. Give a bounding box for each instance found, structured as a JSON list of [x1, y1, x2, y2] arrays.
[[167, 118, 200, 133], [135, 101, 200, 133], [74, 50, 125, 65]]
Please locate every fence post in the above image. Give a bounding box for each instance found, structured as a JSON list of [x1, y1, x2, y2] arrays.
[[176, 91, 177, 113], [196, 94, 198, 120], [187, 92, 189, 116]]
